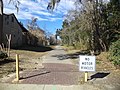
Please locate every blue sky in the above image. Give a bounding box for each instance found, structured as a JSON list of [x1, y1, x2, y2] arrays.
[[3, 0, 75, 34]]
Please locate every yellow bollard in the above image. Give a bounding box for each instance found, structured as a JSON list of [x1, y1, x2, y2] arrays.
[[16, 54, 19, 81], [85, 71, 88, 82]]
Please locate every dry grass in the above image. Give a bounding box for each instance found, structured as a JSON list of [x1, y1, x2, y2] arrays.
[[96, 52, 109, 61], [61, 45, 75, 51], [63, 47, 116, 71], [10, 49, 46, 60], [0, 45, 53, 79], [96, 52, 116, 71]]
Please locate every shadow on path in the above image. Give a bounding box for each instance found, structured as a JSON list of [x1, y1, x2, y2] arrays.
[[20, 71, 50, 80], [17, 63, 80, 85], [12, 45, 53, 52], [51, 50, 90, 60]]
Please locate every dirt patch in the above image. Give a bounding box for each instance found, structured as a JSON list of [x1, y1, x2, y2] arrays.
[[0, 59, 16, 78]]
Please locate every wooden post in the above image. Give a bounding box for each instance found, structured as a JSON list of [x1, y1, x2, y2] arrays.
[[85, 71, 88, 82], [16, 54, 19, 81]]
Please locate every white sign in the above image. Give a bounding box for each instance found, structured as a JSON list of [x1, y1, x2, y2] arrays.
[[79, 55, 96, 72]]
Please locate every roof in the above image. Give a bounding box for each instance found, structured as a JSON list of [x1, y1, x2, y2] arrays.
[[3, 13, 28, 32], [18, 22, 28, 32]]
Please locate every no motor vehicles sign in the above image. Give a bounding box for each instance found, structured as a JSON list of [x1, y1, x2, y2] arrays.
[[79, 55, 96, 72]]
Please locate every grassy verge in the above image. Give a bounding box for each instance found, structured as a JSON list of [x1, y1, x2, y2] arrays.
[[62, 46, 116, 71], [0, 45, 53, 79]]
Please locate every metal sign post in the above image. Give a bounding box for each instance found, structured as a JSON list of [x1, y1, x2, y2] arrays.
[[85, 71, 88, 82]]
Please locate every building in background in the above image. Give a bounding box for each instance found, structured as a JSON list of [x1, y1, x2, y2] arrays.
[[0, 1, 28, 48]]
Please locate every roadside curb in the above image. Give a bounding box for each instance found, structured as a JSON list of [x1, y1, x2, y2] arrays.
[[0, 83, 101, 90]]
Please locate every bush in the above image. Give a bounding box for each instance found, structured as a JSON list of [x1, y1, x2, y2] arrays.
[[0, 51, 8, 59], [108, 39, 120, 66]]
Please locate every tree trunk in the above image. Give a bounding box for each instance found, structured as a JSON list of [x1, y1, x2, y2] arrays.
[[0, 0, 3, 44]]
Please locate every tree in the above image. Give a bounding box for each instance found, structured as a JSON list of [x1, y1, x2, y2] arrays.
[[109, 39, 120, 66], [26, 17, 47, 46], [8, 0, 20, 12], [57, 0, 120, 53], [0, 0, 3, 44], [1, 0, 120, 50], [27, 17, 39, 30]]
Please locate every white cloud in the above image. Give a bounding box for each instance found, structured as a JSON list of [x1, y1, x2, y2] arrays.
[[3, 0, 75, 22], [48, 17, 62, 21]]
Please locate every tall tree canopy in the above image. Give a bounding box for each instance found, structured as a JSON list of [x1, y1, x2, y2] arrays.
[[57, 0, 120, 53]]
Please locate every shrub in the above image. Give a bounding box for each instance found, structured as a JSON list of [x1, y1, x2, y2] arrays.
[[108, 39, 120, 66], [0, 51, 8, 59]]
